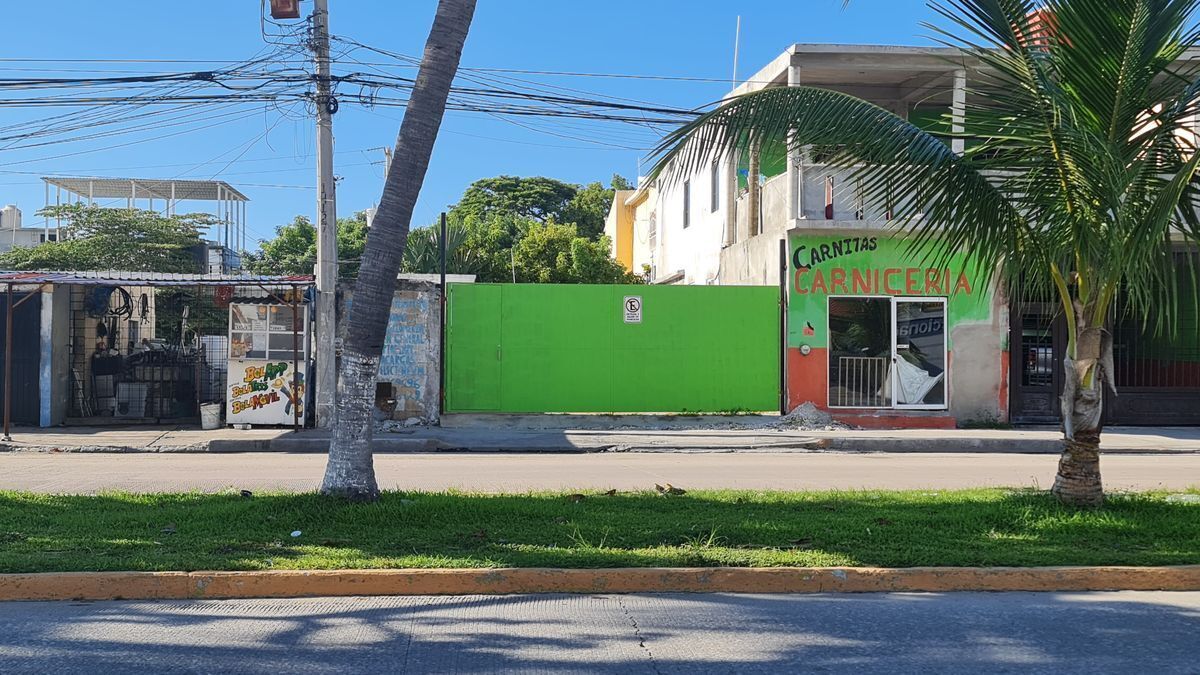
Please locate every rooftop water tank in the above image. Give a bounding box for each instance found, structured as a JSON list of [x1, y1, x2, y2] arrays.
[[0, 205, 20, 230]]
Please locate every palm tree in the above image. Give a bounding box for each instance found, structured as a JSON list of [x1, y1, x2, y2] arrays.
[[651, 0, 1200, 506], [321, 0, 477, 501]]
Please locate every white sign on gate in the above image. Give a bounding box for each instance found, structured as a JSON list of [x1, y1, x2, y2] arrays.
[[623, 295, 642, 324]]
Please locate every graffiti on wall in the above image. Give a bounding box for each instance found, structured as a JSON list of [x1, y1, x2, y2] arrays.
[[377, 295, 435, 418], [228, 361, 305, 419]]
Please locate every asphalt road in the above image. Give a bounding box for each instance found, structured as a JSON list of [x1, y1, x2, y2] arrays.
[[2, 592, 1198, 674], [2, 451, 1199, 493]]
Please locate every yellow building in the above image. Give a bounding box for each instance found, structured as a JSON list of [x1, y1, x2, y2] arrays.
[[603, 186, 656, 280]]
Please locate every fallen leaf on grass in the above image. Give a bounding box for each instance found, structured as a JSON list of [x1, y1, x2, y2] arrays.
[[567, 494, 587, 503], [240, 490, 253, 498], [655, 484, 687, 496], [788, 537, 814, 548], [553, 516, 569, 525], [160, 524, 176, 535], [601, 489, 617, 496]]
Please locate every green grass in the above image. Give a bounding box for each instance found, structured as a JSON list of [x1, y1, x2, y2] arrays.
[[0, 488, 1197, 573]]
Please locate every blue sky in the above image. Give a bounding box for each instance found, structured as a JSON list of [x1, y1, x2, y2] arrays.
[[2, 0, 940, 248]]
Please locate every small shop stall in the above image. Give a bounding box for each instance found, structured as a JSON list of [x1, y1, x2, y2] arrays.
[[0, 271, 313, 437], [226, 290, 310, 428]]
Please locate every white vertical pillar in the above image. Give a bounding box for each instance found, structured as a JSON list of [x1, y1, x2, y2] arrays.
[[952, 68, 967, 156], [169, 181, 175, 216], [88, 180, 94, 206], [787, 60, 803, 222], [217, 185, 225, 250], [129, 180, 136, 210]]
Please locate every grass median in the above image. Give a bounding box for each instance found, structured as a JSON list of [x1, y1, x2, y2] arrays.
[[1, 488, 1198, 573]]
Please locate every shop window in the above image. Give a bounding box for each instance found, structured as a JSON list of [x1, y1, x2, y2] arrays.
[[682, 179, 691, 228], [894, 299, 947, 407], [828, 297, 947, 409]]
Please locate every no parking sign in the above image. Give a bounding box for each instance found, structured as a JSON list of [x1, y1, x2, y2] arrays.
[[623, 296, 642, 324]]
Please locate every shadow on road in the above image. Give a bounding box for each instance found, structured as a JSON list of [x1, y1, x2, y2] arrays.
[[1, 591, 1199, 673]]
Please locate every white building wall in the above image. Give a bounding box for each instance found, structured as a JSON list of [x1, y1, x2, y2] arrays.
[[650, 158, 732, 284], [0, 206, 60, 254]]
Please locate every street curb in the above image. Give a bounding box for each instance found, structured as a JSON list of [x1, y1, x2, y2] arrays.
[[4, 440, 1197, 454], [3, 566, 1199, 601]]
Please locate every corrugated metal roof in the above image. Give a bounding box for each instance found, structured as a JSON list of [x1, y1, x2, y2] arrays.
[[0, 270, 312, 286]]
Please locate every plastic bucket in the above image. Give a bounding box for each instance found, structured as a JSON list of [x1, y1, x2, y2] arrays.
[[200, 403, 223, 430]]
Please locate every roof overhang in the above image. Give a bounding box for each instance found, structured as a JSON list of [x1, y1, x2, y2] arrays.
[[41, 177, 249, 202], [0, 270, 310, 287]]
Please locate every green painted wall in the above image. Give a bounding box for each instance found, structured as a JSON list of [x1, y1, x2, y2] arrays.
[[445, 284, 780, 413], [787, 231, 992, 350]]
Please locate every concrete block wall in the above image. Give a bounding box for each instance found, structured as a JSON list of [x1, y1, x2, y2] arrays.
[[338, 280, 442, 424]]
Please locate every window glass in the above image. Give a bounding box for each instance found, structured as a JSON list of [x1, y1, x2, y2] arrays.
[[828, 297, 892, 407]]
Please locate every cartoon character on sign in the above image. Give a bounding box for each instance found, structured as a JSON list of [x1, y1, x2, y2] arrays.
[[280, 370, 306, 416]]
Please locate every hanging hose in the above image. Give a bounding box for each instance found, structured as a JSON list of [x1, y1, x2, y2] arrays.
[[107, 287, 133, 319], [84, 286, 133, 319]]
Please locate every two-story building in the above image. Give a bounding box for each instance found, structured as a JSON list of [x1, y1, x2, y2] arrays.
[[0, 205, 60, 254], [609, 44, 1200, 428]]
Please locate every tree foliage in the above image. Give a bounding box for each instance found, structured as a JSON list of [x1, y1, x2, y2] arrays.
[[512, 222, 640, 284], [247, 212, 367, 279], [0, 204, 209, 273], [452, 175, 577, 224], [416, 173, 637, 282]]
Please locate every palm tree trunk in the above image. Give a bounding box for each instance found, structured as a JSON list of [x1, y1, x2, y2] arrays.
[[320, 0, 477, 500], [1052, 302, 1112, 507]]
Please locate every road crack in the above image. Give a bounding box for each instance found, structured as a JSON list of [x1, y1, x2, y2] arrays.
[[616, 596, 662, 675]]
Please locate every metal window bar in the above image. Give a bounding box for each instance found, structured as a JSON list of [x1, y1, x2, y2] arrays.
[[836, 356, 889, 407]]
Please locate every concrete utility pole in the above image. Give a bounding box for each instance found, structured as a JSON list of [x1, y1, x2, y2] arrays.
[[313, 0, 338, 429]]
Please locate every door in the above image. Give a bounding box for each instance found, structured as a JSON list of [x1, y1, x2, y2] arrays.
[[0, 292, 42, 425], [892, 298, 948, 409], [828, 296, 893, 408], [1009, 302, 1066, 424]]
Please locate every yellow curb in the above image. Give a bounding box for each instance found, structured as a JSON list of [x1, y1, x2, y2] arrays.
[[2, 566, 1200, 601]]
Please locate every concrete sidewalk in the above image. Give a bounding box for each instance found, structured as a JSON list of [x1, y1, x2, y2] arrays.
[[2, 424, 1200, 454]]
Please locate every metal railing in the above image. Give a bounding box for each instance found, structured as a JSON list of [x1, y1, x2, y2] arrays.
[[832, 355, 890, 407]]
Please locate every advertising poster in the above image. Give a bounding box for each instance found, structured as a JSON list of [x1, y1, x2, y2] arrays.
[[227, 302, 309, 425]]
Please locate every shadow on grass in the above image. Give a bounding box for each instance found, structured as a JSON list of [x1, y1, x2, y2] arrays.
[[0, 488, 1198, 573]]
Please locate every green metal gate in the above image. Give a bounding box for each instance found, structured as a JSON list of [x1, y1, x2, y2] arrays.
[[445, 284, 780, 413]]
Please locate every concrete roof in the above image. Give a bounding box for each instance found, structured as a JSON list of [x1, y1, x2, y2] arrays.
[[731, 43, 1200, 99]]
